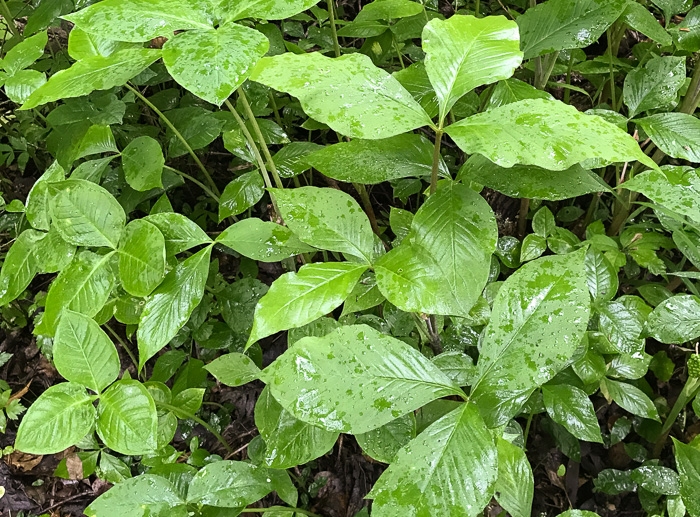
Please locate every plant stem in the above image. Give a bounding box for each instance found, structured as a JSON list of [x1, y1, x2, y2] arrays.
[[164, 166, 219, 203], [353, 183, 381, 236], [269, 91, 283, 126], [156, 401, 234, 455], [237, 88, 284, 189], [327, 0, 341, 58], [0, 0, 21, 40], [474, 0, 480, 16], [652, 377, 700, 458], [518, 198, 530, 238], [680, 53, 700, 115], [606, 30, 617, 110], [241, 507, 321, 517], [126, 83, 220, 197], [429, 130, 444, 195], [534, 51, 559, 90], [105, 324, 142, 380], [564, 52, 575, 104], [523, 412, 534, 451]]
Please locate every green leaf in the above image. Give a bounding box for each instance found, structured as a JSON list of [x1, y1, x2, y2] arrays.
[[355, 412, 416, 464], [122, 136, 164, 191], [38, 250, 116, 337], [85, 474, 184, 517], [223, 0, 322, 22], [494, 438, 534, 517], [67, 27, 141, 60], [486, 78, 553, 110], [265, 324, 461, 433], [65, 0, 214, 42], [376, 182, 497, 318], [22, 49, 162, 110], [393, 62, 439, 118], [625, 166, 700, 226], [369, 403, 497, 517], [620, 1, 672, 46], [271, 186, 376, 262], [2, 31, 47, 75], [585, 248, 618, 303], [255, 386, 339, 468], [166, 106, 225, 158], [471, 251, 590, 427], [144, 213, 212, 256], [138, 245, 212, 369], [636, 113, 700, 163], [517, 0, 628, 59], [205, 353, 261, 386], [602, 378, 660, 421], [162, 24, 268, 106], [172, 388, 204, 414], [49, 179, 126, 248], [623, 56, 685, 118], [248, 262, 366, 346], [186, 460, 296, 507], [542, 384, 603, 443], [446, 99, 657, 171], [4, 70, 46, 104], [646, 294, 700, 344], [15, 382, 96, 454], [26, 160, 65, 231], [342, 272, 385, 315], [119, 219, 167, 298], [54, 311, 119, 393], [35, 228, 76, 273], [0, 229, 45, 306], [219, 171, 265, 221], [422, 15, 522, 123], [97, 379, 158, 455], [250, 53, 433, 139], [459, 154, 609, 201], [355, 0, 423, 21], [598, 300, 644, 354], [305, 133, 448, 184], [272, 141, 323, 178], [216, 218, 316, 262], [669, 5, 700, 51], [557, 512, 601, 517], [630, 465, 680, 495], [673, 438, 700, 516]]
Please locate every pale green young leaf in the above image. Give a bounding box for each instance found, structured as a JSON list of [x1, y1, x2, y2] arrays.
[[54, 311, 119, 393], [25, 160, 65, 231], [255, 386, 339, 469], [138, 245, 212, 369], [49, 179, 126, 248], [673, 438, 700, 516], [265, 324, 461, 433], [635, 114, 700, 163], [119, 219, 167, 297], [162, 24, 268, 106], [271, 187, 376, 262], [355, 413, 416, 464], [22, 49, 162, 110], [222, 0, 322, 22], [543, 384, 603, 443], [36, 226, 76, 274], [15, 382, 96, 454], [376, 182, 497, 318], [393, 62, 439, 118], [494, 438, 534, 517], [216, 218, 316, 262], [646, 294, 700, 344], [122, 136, 164, 191], [96, 379, 158, 455], [248, 262, 367, 346], [205, 353, 261, 386], [446, 99, 657, 171], [250, 53, 433, 139], [2, 31, 47, 75], [422, 15, 522, 123], [84, 474, 184, 517], [471, 251, 590, 427], [486, 78, 553, 110], [603, 378, 660, 421], [219, 170, 265, 221], [369, 404, 497, 517], [623, 56, 685, 118], [4, 70, 46, 104], [74, 125, 119, 160], [354, 0, 423, 21], [0, 229, 45, 306], [144, 213, 212, 256], [67, 27, 141, 60]]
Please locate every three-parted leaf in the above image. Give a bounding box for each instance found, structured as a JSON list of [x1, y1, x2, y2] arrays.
[[216, 218, 316, 262], [119, 219, 167, 298], [265, 325, 462, 433]]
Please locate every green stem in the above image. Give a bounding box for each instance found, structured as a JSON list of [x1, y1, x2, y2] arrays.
[[534, 51, 559, 90], [353, 183, 381, 236], [680, 53, 700, 115], [237, 88, 284, 189], [393, 35, 405, 69], [105, 325, 142, 381], [474, 0, 480, 16], [269, 91, 283, 126], [523, 412, 534, 451], [0, 0, 21, 40], [126, 83, 220, 197], [606, 30, 617, 110], [327, 0, 341, 58], [652, 377, 700, 458], [429, 130, 444, 195], [157, 401, 234, 455], [164, 166, 219, 203], [563, 52, 575, 104], [240, 507, 321, 517], [517, 198, 530, 238]]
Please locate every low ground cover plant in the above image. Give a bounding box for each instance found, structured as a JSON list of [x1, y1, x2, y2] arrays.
[[1, 0, 700, 515]]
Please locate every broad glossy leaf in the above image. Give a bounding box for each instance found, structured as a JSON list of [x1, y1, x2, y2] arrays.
[[15, 382, 96, 454], [2, 31, 48, 75], [54, 311, 119, 393], [670, 5, 700, 51], [49, 179, 125, 248], [205, 353, 261, 386], [247, 262, 366, 346], [305, 134, 448, 184], [250, 53, 433, 139], [355, 413, 416, 464], [138, 246, 212, 369], [376, 182, 497, 318], [265, 324, 461, 433], [517, 0, 628, 59], [355, 0, 423, 21], [162, 24, 268, 106], [623, 56, 685, 118], [620, 1, 672, 46], [598, 300, 644, 354], [471, 251, 590, 427], [219, 170, 265, 221], [36, 226, 76, 274], [487, 78, 553, 110], [636, 114, 700, 163], [585, 248, 618, 303], [96, 379, 158, 455], [272, 187, 376, 262], [144, 213, 212, 256], [342, 272, 385, 314], [369, 404, 497, 517], [446, 99, 656, 171], [624, 166, 700, 225], [22, 49, 162, 110], [85, 474, 184, 517], [494, 438, 533, 517], [4, 70, 46, 104], [255, 386, 338, 468], [459, 154, 609, 201], [38, 250, 115, 337], [603, 378, 660, 421], [222, 0, 323, 22], [26, 160, 65, 231], [422, 15, 522, 122], [673, 438, 700, 516], [122, 136, 164, 191], [0, 229, 44, 306], [217, 218, 316, 262], [65, 0, 214, 42], [646, 294, 700, 344], [393, 62, 439, 118], [272, 141, 323, 178], [67, 27, 141, 60], [118, 219, 167, 297], [166, 106, 225, 158], [542, 384, 602, 443], [74, 125, 119, 160]]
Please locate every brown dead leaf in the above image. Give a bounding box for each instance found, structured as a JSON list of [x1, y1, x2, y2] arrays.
[[4, 450, 42, 471]]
